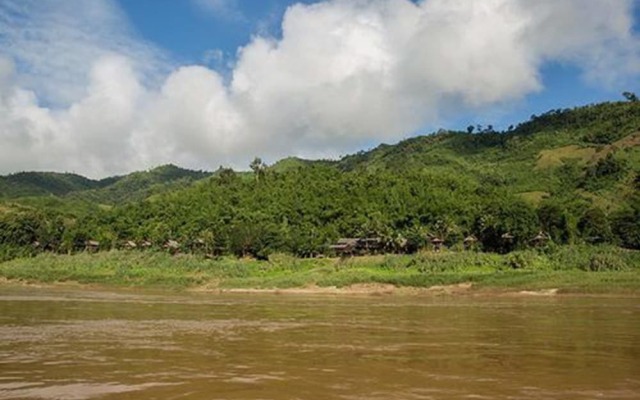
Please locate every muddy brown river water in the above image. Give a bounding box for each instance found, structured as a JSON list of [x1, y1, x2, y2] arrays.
[[0, 287, 639, 400]]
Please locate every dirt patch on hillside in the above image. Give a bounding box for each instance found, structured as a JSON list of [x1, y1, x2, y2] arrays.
[[535, 145, 596, 170]]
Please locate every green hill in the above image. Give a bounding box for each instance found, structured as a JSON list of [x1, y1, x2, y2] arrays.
[[0, 164, 211, 207], [67, 164, 211, 204], [0, 172, 102, 198], [0, 100, 638, 260]]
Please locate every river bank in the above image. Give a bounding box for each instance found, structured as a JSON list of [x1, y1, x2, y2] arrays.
[[0, 245, 639, 295]]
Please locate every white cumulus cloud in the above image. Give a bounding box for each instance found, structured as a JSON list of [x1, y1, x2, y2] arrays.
[[0, 0, 638, 178]]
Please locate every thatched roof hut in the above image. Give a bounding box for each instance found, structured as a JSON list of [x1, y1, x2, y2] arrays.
[[329, 238, 359, 256], [360, 237, 383, 252], [463, 235, 478, 244], [164, 240, 180, 249], [85, 240, 99, 252], [531, 231, 550, 246], [163, 240, 180, 254], [430, 237, 444, 251], [463, 235, 478, 250], [501, 233, 514, 241]]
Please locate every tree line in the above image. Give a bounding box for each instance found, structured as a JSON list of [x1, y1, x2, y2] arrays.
[[1, 164, 637, 261]]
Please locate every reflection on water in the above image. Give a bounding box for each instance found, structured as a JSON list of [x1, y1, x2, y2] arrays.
[[1, 287, 639, 399]]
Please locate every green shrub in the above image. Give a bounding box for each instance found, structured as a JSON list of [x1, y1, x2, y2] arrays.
[[505, 252, 531, 269], [584, 253, 628, 272]]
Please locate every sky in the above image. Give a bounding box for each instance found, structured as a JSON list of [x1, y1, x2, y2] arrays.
[[0, 0, 639, 178]]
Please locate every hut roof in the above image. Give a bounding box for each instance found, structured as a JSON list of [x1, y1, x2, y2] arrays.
[[501, 233, 514, 240], [532, 231, 549, 241], [141, 240, 152, 247], [463, 235, 478, 243], [336, 238, 359, 245], [164, 240, 180, 249], [430, 237, 444, 244], [330, 238, 358, 251], [125, 240, 137, 248], [86, 240, 100, 247]]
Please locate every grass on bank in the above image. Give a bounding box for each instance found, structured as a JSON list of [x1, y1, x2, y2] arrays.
[[0, 245, 639, 294]]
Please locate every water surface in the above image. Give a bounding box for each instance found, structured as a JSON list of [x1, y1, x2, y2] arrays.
[[1, 287, 639, 399]]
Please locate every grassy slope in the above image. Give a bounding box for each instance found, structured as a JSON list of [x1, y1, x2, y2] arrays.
[[338, 102, 639, 211], [1, 246, 638, 294]]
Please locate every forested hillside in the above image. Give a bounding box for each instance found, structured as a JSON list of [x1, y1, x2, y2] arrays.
[[1, 100, 639, 261], [0, 172, 103, 198], [0, 164, 210, 204]]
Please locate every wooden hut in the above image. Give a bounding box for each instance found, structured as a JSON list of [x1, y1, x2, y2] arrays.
[[531, 231, 550, 247], [430, 237, 444, 252], [163, 240, 180, 254], [191, 238, 206, 253], [500, 232, 514, 242], [395, 237, 408, 254], [329, 238, 359, 257], [463, 235, 478, 250], [85, 240, 100, 252], [359, 237, 383, 254]]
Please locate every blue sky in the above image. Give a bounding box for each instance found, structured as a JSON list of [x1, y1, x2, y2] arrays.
[[1, 0, 639, 177]]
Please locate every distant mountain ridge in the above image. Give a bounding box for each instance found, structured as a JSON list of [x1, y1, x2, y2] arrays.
[[0, 164, 211, 204]]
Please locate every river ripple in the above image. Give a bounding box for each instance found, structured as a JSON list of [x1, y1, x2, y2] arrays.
[[1, 287, 639, 399]]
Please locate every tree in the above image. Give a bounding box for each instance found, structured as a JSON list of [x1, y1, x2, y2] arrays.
[[622, 91, 638, 102], [538, 202, 572, 244], [578, 208, 612, 244], [610, 200, 640, 249], [250, 157, 267, 183]]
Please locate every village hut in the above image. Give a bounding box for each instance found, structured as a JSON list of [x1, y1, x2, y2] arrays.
[[141, 240, 152, 249], [359, 237, 383, 254], [85, 240, 100, 252], [463, 235, 478, 250], [163, 240, 180, 254], [395, 237, 408, 254], [124, 240, 137, 250], [531, 231, 550, 247], [500, 232, 514, 241], [430, 237, 444, 252], [191, 238, 206, 252], [329, 238, 359, 257], [32, 241, 41, 249]]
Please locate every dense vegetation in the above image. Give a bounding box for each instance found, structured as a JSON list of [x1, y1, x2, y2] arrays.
[[0, 164, 210, 204], [1, 246, 639, 293], [0, 100, 639, 268]]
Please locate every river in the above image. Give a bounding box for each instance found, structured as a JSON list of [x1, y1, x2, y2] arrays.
[[0, 287, 639, 399]]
